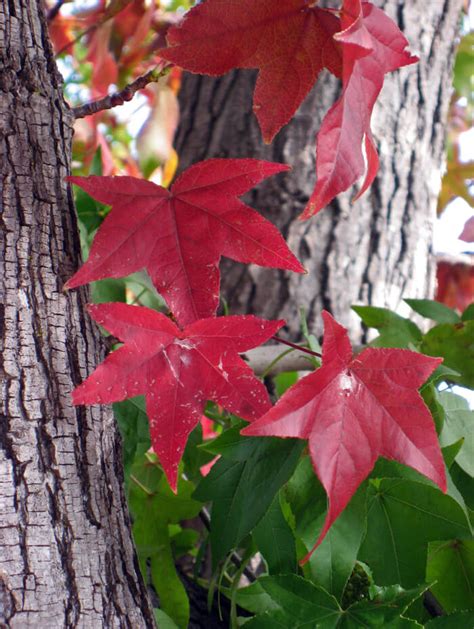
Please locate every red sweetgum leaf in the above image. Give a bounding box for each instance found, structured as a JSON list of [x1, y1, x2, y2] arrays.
[[66, 159, 304, 327], [159, 0, 342, 143], [86, 22, 119, 98], [242, 311, 446, 562], [73, 303, 284, 491], [302, 0, 418, 217]]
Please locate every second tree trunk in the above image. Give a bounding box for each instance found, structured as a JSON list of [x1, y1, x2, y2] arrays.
[[174, 0, 463, 341]]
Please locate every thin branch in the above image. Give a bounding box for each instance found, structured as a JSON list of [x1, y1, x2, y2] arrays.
[[72, 65, 170, 119], [47, 0, 66, 22], [271, 335, 322, 358]]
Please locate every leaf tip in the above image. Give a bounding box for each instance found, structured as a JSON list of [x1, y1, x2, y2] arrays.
[[66, 175, 82, 186], [299, 200, 322, 221]]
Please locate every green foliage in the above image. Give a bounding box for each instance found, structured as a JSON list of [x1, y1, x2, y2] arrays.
[[353, 300, 474, 390], [253, 494, 297, 575], [128, 453, 202, 628], [351, 305, 422, 347], [421, 322, 474, 389], [285, 456, 367, 601], [194, 427, 304, 567], [425, 611, 474, 628], [426, 540, 474, 612], [359, 479, 471, 587], [404, 299, 461, 325], [103, 300, 474, 625], [235, 575, 426, 628], [439, 392, 474, 477]]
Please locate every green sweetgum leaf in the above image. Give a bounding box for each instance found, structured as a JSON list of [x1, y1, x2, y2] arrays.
[[352, 306, 422, 348], [236, 576, 426, 628], [462, 303, 474, 321], [421, 321, 474, 389], [359, 479, 472, 587], [285, 456, 367, 600], [253, 494, 297, 575], [154, 608, 179, 629], [344, 584, 426, 627], [443, 439, 466, 470], [236, 575, 340, 627], [425, 611, 474, 627], [91, 277, 126, 304], [426, 539, 474, 612], [404, 299, 460, 324], [451, 462, 474, 513], [194, 431, 303, 567], [438, 391, 474, 477], [113, 396, 150, 479]]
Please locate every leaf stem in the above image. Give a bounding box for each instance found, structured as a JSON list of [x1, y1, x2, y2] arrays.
[[260, 347, 295, 379], [129, 474, 154, 497], [271, 335, 322, 358]]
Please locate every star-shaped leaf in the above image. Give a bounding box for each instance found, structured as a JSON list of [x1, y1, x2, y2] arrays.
[[242, 311, 447, 560], [159, 0, 342, 143], [159, 0, 417, 216], [66, 159, 304, 326], [73, 303, 284, 490]]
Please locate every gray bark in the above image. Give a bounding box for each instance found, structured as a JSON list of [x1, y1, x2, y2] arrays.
[[0, 2, 154, 627], [174, 0, 463, 341]]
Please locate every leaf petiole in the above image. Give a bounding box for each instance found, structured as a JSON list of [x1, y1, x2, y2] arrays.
[[271, 335, 322, 358]]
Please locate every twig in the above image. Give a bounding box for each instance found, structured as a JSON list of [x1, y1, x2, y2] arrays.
[[72, 65, 170, 119], [47, 0, 66, 22], [199, 507, 256, 583], [271, 335, 322, 358]]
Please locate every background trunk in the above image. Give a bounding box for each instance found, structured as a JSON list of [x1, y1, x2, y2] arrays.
[[175, 0, 464, 341], [0, 2, 154, 626]]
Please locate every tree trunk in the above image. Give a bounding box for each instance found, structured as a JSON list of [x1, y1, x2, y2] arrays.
[[0, 2, 154, 626], [174, 0, 463, 341]]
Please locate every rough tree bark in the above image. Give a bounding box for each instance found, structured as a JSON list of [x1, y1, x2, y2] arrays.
[[175, 0, 464, 341], [0, 2, 154, 627]]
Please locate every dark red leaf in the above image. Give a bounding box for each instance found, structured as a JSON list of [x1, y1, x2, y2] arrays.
[[66, 159, 304, 326], [73, 303, 284, 490], [159, 0, 342, 143], [242, 311, 446, 561], [302, 0, 418, 217]]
